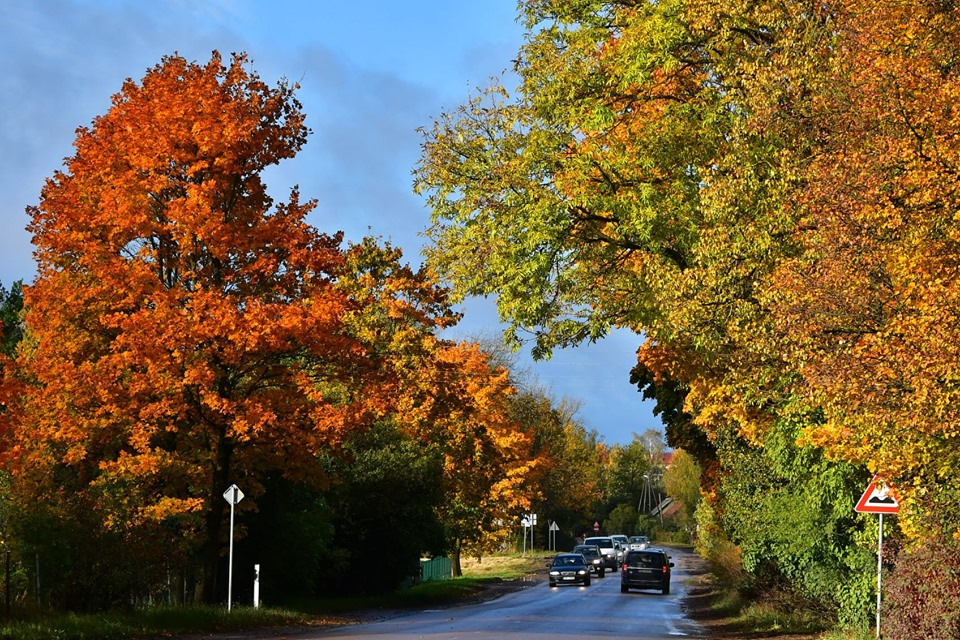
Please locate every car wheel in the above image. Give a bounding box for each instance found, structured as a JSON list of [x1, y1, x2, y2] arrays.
[[599, 568, 605, 577], [621, 584, 628, 593], [584, 577, 591, 586], [662, 583, 670, 595]]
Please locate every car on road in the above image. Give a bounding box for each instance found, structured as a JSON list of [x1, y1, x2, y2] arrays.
[[620, 548, 674, 595], [572, 544, 606, 577], [610, 534, 630, 558], [549, 553, 592, 587], [629, 535, 650, 550], [583, 536, 620, 570]]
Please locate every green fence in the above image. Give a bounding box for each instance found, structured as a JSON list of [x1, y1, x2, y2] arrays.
[[419, 557, 452, 582]]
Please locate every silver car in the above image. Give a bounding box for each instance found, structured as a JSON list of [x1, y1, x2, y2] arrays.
[[629, 535, 650, 550], [611, 534, 630, 561]]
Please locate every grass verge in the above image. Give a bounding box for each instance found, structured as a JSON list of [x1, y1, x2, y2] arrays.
[[0, 553, 548, 639], [0, 606, 315, 640], [686, 576, 834, 638], [732, 597, 832, 636]]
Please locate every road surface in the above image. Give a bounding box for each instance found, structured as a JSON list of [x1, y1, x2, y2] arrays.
[[238, 547, 706, 640]]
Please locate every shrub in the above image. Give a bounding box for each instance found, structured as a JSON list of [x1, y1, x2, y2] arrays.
[[694, 498, 747, 587], [881, 537, 960, 640]]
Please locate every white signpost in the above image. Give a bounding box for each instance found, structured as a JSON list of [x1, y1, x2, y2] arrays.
[[530, 513, 537, 551], [855, 476, 900, 639], [549, 520, 559, 550], [222, 484, 244, 612], [520, 513, 537, 556]]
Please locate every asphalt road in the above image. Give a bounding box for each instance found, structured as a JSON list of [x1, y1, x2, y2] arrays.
[[243, 547, 707, 640]]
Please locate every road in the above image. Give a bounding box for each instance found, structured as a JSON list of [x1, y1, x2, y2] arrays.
[[243, 547, 706, 640]]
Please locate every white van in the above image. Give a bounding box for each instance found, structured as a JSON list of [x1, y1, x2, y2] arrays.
[[583, 536, 619, 570]]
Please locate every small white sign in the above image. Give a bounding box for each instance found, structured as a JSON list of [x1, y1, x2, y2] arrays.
[[223, 483, 244, 505]]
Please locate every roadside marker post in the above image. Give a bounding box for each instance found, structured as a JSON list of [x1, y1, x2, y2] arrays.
[[253, 564, 260, 609]]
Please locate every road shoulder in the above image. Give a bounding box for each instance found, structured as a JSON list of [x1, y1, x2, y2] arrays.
[[679, 552, 822, 640]]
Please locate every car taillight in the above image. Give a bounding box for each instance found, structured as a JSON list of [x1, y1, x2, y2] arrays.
[[621, 564, 627, 573]]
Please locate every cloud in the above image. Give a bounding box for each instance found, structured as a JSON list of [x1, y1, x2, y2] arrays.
[[0, 0, 659, 444], [0, 0, 249, 285]]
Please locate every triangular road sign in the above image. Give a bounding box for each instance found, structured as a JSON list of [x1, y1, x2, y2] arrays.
[[855, 475, 899, 514]]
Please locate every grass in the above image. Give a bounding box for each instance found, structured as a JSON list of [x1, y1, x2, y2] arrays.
[[817, 631, 876, 640], [0, 606, 319, 640], [0, 553, 549, 639], [460, 552, 550, 579], [733, 599, 832, 635], [692, 582, 836, 638]]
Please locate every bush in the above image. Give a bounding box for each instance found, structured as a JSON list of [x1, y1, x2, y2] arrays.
[[651, 526, 691, 545], [694, 498, 748, 588], [881, 537, 960, 640]]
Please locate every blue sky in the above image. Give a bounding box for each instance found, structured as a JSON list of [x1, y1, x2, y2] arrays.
[[1, 0, 664, 446]]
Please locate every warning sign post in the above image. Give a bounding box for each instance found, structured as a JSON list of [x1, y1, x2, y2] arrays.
[[855, 475, 898, 639], [855, 476, 900, 514]]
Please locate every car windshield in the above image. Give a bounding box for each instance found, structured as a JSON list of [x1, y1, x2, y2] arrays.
[[626, 552, 664, 567], [575, 546, 599, 556], [584, 538, 611, 547], [553, 555, 585, 567]]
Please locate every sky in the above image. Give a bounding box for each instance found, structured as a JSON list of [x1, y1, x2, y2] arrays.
[[0, 0, 664, 446]]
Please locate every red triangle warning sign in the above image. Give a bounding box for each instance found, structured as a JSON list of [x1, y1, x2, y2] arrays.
[[855, 476, 900, 514]]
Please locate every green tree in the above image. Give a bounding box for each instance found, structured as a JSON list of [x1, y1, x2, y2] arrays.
[[233, 473, 336, 602], [605, 435, 656, 509], [605, 503, 640, 536], [413, 0, 807, 464], [317, 421, 445, 595], [663, 448, 701, 538], [0, 280, 23, 360], [511, 389, 605, 544], [413, 2, 874, 627], [711, 422, 875, 627]]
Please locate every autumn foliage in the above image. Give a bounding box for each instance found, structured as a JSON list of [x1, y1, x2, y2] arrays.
[[395, 340, 542, 575], [414, 0, 960, 629], [2, 51, 544, 606]]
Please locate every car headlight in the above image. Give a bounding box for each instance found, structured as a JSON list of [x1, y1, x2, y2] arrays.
[[549, 570, 560, 576], [578, 570, 587, 575]]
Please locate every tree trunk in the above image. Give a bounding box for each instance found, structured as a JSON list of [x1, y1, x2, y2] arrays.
[[198, 423, 233, 604], [451, 538, 463, 577]]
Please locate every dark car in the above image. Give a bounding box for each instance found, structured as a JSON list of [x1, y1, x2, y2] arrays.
[[583, 536, 619, 570], [620, 548, 674, 594], [572, 544, 606, 577], [549, 553, 592, 587]]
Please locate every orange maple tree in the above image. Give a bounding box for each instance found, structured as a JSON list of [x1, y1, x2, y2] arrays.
[[10, 52, 452, 602]]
